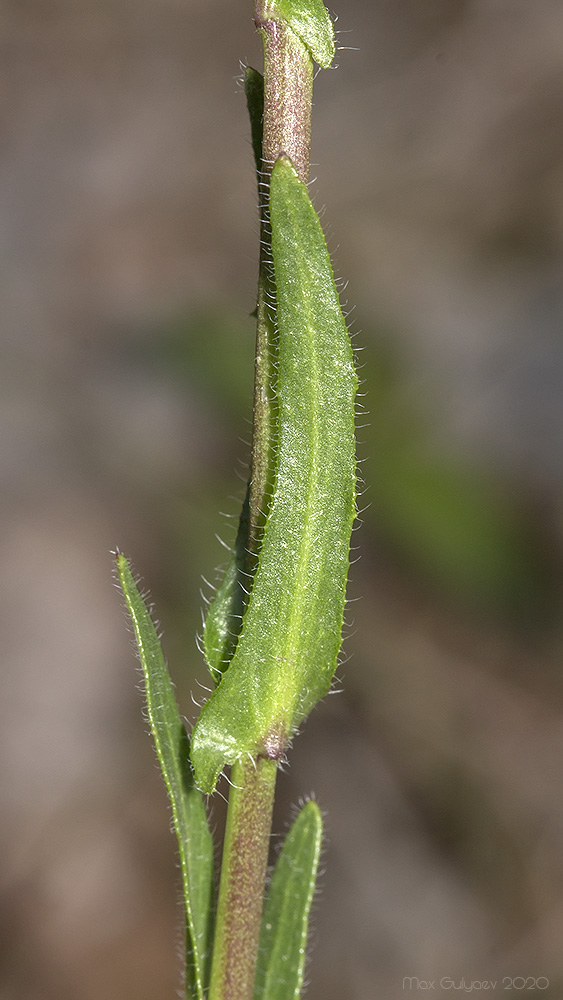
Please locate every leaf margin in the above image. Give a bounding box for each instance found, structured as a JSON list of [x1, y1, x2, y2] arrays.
[[190, 153, 357, 793], [254, 799, 323, 1000], [116, 553, 215, 1000]]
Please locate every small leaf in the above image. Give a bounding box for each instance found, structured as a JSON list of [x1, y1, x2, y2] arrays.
[[254, 801, 323, 1000], [245, 64, 279, 563], [203, 488, 251, 682], [245, 66, 264, 174], [116, 555, 214, 1000], [201, 68, 274, 686], [190, 155, 357, 793], [270, 0, 335, 68]]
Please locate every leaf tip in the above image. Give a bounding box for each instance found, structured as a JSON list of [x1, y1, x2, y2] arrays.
[[115, 551, 128, 572], [115, 551, 133, 592], [271, 151, 300, 189], [190, 724, 226, 796], [281, 0, 335, 68]]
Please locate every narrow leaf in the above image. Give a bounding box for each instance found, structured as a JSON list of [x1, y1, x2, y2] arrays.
[[271, 0, 335, 69], [191, 155, 357, 793], [245, 66, 264, 174], [254, 800, 323, 1000], [203, 488, 251, 682], [245, 63, 280, 561], [201, 69, 269, 684], [116, 554, 214, 1000]]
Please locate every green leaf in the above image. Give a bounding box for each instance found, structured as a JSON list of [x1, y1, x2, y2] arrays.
[[201, 69, 272, 686], [190, 155, 357, 793], [271, 0, 335, 68], [203, 487, 251, 682], [116, 554, 215, 1000], [254, 801, 322, 1000], [244, 63, 280, 563], [245, 66, 264, 174]]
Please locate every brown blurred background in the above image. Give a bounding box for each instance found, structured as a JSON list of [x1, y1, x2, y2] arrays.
[[2, 1, 563, 997]]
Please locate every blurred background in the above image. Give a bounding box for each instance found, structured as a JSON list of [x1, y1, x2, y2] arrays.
[[2, 0, 563, 997]]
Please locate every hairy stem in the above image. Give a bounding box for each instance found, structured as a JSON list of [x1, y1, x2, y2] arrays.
[[256, 5, 313, 183], [248, 3, 314, 558], [207, 757, 277, 1000], [208, 9, 316, 1000]]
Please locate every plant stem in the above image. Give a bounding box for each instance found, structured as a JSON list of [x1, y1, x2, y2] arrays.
[[208, 11, 316, 1000], [207, 756, 277, 1000], [256, 4, 313, 183], [248, 3, 314, 557]]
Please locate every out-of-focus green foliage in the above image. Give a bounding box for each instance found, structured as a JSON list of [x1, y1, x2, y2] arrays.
[[157, 308, 255, 424], [363, 342, 553, 618]]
